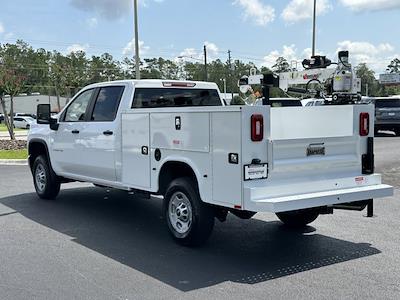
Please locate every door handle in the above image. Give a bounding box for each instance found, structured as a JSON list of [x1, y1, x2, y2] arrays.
[[71, 130, 80, 134], [103, 130, 114, 136]]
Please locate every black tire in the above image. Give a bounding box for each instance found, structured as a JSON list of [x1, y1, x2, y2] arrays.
[[164, 177, 215, 247], [276, 208, 320, 228], [395, 129, 400, 136], [32, 155, 61, 200]]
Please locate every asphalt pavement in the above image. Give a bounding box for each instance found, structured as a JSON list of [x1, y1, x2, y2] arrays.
[[0, 135, 399, 299]]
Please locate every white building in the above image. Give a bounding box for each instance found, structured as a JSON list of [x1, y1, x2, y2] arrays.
[[0, 94, 69, 115]]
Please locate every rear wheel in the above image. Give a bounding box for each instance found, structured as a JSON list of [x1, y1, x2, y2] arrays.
[[276, 208, 320, 228], [164, 177, 214, 247], [395, 128, 400, 136], [33, 155, 61, 200]]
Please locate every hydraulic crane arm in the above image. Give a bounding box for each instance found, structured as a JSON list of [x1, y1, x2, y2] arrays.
[[240, 51, 362, 105]]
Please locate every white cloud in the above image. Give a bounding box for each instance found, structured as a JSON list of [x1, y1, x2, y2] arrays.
[[204, 41, 219, 58], [282, 0, 332, 23], [123, 39, 150, 56], [339, 0, 400, 11], [337, 40, 396, 73], [67, 43, 89, 53], [176, 42, 220, 62], [179, 48, 198, 58], [262, 44, 299, 68], [259, 41, 396, 74], [70, 0, 163, 20], [86, 17, 98, 28], [0, 22, 4, 34], [234, 0, 275, 26]]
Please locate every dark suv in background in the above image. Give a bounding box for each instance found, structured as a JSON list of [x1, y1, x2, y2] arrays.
[[373, 97, 400, 136]]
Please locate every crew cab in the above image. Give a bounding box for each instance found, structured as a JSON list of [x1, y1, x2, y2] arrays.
[[28, 79, 393, 246]]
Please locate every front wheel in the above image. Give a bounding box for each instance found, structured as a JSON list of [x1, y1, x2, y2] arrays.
[[33, 155, 61, 200], [164, 177, 214, 247], [276, 208, 320, 228]]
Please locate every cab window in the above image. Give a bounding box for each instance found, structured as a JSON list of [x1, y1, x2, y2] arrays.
[[90, 86, 125, 122], [64, 89, 94, 122]]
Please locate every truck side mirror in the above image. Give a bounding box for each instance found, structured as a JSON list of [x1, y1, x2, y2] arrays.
[[37, 104, 51, 124], [37, 104, 59, 131]]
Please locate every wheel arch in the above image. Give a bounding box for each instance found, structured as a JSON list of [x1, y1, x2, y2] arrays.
[[158, 158, 203, 198], [28, 139, 51, 173]]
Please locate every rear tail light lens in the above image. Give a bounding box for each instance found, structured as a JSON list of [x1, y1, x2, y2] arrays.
[[360, 112, 370, 136], [251, 114, 264, 142]]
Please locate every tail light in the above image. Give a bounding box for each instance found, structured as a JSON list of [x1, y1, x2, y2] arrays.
[[251, 114, 264, 142], [360, 113, 369, 136]]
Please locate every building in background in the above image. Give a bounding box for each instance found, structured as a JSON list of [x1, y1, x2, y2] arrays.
[[0, 94, 69, 115], [379, 73, 400, 86]]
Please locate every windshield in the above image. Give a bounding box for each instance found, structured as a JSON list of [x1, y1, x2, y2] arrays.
[[375, 99, 400, 108]]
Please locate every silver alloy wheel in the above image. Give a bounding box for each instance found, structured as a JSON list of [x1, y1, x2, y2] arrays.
[[168, 191, 193, 235], [35, 164, 46, 192]]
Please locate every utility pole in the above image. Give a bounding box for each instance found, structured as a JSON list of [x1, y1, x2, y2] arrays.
[[228, 50, 234, 100], [312, 0, 317, 57], [204, 45, 208, 81], [133, 0, 140, 79]]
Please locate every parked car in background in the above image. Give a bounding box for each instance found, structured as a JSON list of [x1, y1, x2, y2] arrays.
[[373, 97, 400, 136], [15, 113, 37, 119], [14, 116, 35, 129]]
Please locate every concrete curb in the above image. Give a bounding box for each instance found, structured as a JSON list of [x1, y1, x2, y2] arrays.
[[0, 159, 28, 166]]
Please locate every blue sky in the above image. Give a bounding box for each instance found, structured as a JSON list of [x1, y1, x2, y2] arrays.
[[0, 0, 399, 73]]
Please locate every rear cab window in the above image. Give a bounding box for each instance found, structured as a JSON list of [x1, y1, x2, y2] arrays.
[[132, 88, 222, 108]]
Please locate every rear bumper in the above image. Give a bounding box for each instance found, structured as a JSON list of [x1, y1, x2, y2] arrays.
[[243, 175, 393, 213]]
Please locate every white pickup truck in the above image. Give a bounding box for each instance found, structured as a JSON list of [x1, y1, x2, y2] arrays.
[[28, 79, 393, 246]]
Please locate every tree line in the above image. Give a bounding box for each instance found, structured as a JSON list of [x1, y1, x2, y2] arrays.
[[0, 40, 400, 139]]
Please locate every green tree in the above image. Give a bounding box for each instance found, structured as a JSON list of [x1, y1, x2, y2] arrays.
[[387, 58, 400, 74], [0, 70, 26, 139], [272, 57, 290, 73], [0, 41, 29, 139], [142, 57, 179, 80], [355, 63, 380, 96]]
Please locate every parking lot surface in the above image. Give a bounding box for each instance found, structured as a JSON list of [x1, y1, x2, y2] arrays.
[[0, 136, 399, 300]]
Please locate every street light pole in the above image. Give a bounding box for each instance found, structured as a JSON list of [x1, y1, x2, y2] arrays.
[[133, 0, 140, 79], [312, 0, 317, 57], [204, 45, 208, 81]]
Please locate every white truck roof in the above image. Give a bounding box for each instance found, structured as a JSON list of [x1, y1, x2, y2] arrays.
[[84, 79, 219, 90]]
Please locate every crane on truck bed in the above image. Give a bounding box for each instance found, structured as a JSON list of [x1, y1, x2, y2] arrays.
[[240, 51, 362, 105]]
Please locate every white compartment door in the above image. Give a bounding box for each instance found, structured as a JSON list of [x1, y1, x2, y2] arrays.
[[122, 113, 151, 189]]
